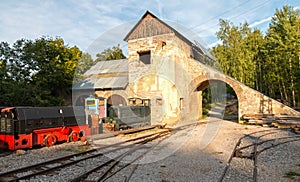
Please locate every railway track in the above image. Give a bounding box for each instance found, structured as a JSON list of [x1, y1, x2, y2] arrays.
[[219, 129, 300, 182], [71, 130, 171, 182], [0, 151, 12, 158], [0, 129, 171, 182]]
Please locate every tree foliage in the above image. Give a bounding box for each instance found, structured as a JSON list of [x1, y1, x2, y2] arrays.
[[76, 52, 94, 76], [213, 5, 300, 107], [0, 37, 93, 106], [96, 44, 126, 61], [213, 20, 263, 88]]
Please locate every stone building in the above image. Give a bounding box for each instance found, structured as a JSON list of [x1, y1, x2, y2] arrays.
[[73, 11, 300, 126]]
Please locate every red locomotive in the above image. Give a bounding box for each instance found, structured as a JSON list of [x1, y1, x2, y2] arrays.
[[0, 106, 91, 150]]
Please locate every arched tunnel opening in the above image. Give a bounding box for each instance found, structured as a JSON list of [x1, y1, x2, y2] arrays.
[[107, 94, 127, 117], [197, 80, 238, 122]]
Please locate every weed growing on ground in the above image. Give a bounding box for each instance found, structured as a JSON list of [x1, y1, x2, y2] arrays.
[[284, 171, 300, 179]]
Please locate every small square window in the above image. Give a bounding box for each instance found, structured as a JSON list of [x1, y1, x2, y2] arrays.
[[138, 51, 151, 64], [156, 98, 162, 106]]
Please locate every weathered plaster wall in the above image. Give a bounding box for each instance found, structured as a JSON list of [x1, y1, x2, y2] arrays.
[[126, 33, 202, 124]]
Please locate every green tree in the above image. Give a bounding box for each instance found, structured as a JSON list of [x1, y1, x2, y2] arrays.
[[212, 5, 300, 107], [212, 20, 262, 88], [244, 29, 264, 91], [77, 52, 94, 75], [264, 5, 300, 106], [0, 39, 38, 106], [0, 42, 14, 106], [30, 37, 82, 106], [0, 37, 85, 106], [96, 44, 126, 61]]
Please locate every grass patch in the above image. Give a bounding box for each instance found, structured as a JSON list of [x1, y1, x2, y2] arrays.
[[202, 115, 208, 119], [202, 108, 210, 117], [63, 145, 91, 153], [212, 151, 223, 155], [124, 127, 159, 138], [284, 171, 300, 179], [76, 145, 91, 152]]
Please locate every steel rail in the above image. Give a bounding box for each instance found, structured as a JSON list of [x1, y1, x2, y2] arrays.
[[236, 135, 300, 158], [0, 129, 171, 181], [70, 131, 170, 182], [253, 138, 300, 182], [218, 129, 280, 182], [100, 132, 171, 182]]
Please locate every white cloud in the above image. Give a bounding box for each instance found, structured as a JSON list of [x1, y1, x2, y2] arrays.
[[249, 16, 272, 28], [0, 0, 299, 52]]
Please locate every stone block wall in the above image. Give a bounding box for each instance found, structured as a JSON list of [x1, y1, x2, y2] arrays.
[[188, 61, 300, 121], [83, 23, 300, 125], [126, 33, 202, 124]]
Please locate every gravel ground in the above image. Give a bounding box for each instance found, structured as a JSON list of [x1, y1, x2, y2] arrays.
[[0, 119, 299, 182], [114, 119, 300, 182], [0, 142, 86, 174]]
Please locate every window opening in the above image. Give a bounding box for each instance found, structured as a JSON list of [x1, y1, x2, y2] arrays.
[[138, 51, 151, 64]]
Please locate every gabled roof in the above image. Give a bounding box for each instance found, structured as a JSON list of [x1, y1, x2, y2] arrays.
[[124, 10, 173, 41], [73, 59, 128, 90], [124, 10, 205, 56]]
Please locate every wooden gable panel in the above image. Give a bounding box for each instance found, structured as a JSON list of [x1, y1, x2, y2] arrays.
[[123, 11, 206, 57], [124, 12, 174, 41]]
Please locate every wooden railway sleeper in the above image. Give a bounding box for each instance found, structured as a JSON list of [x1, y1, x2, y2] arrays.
[[99, 132, 171, 182], [70, 132, 170, 182], [0, 132, 165, 181]]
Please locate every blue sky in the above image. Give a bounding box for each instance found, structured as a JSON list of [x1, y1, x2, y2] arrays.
[[0, 0, 299, 57]]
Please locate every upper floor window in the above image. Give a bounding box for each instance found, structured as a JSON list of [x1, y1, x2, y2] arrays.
[[138, 51, 151, 64]]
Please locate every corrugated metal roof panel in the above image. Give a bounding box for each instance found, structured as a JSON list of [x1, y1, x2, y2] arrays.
[[73, 76, 128, 90], [84, 59, 128, 76]]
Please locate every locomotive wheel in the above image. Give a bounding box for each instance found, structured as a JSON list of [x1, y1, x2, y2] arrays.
[[44, 134, 57, 147], [68, 131, 79, 142]]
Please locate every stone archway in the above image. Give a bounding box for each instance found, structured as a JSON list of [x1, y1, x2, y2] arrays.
[[107, 94, 127, 106], [106, 94, 127, 118], [196, 79, 239, 121], [189, 74, 243, 121]]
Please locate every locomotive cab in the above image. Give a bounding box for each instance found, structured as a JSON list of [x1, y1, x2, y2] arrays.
[[0, 109, 13, 150], [0, 108, 33, 150]]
